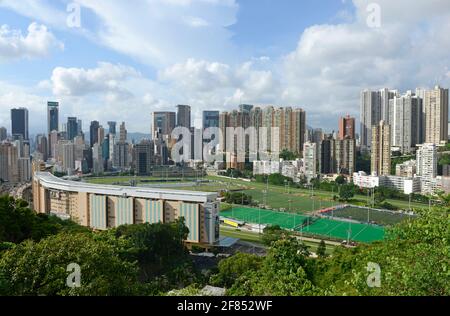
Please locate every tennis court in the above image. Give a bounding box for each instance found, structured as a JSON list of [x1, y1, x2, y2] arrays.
[[298, 218, 385, 243], [221, 207, 308, 230]]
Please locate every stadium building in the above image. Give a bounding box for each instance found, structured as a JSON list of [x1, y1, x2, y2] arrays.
[[32, 172, 220, 246]]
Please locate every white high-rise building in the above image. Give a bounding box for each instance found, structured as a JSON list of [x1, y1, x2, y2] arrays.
[[360, 89, 397, 151], [389, 91, 423, 153], [416, 143, 438, 194], [303, 142, 317, 182]]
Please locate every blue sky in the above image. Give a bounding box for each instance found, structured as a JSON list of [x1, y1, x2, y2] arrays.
[[0, 0, 450, 134]]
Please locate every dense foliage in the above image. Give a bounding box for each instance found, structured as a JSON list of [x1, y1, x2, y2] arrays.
[[210, 207, 450, 296], [0, 195, 200, 296]]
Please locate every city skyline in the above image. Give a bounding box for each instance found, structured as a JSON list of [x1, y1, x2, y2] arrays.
[[2, 1, 450, 134]]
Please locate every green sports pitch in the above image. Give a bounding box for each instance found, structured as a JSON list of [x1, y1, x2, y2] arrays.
[[221, 206, 385, 243]]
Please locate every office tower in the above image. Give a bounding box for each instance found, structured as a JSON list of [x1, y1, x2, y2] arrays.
[[303, 142, 317, 182], [67, 117, 78, 141], [119, 122, 127, 143], [11, 108, 29, 140], [0, 127, 7, 141], [371, 121, 391, 176], [202, 111, 220, 130], [176, 105, 191, 129], [47, 101, 59, 134], [89, 121, 100, 147], [107, 121, 117, 135], [338, 115, 355, 140], [424, 86, 449, 144], [35, 134, 48, 162], [153, 112, 176, 136], [102, 136, 110, 162], [319, 134, 335, 174], [97, 126, 105, 146], [0, 142, 19, 183], [335, 138, 356, 175], [389, 92, 423, 153], [77, 119, 83, 136], [134, 140, 154, 175], [92, 143, 104, 175]]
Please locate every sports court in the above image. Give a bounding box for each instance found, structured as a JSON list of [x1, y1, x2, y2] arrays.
[[221, 206, 385, 243]]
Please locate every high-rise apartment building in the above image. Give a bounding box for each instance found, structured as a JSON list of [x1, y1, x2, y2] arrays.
[[389, 92, 423, 153], [0, 142, 19, 183], [335, 138, 356, 175], [303, 142, 317, 182], [177, 105, 191, 129], [360, 89, 396, 150], [319, 134, 335, 174], [35, 134, 48, 162], [11, 108, 29, 140], [371, 121, 391, 176], [119, 122, 127, 143], [47, 101, 59, 134], [416, 143, 438, 194], [338, 115, 355, 140], [424, 86, 449, 144]]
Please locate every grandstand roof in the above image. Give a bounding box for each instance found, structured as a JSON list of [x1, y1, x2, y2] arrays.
[[34, 172, 217, 203]]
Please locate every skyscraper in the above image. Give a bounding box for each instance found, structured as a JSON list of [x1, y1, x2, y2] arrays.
[[424, 86, 449, 144], [134, 140, 154, 175], [11, 108, 29, 140], [319, 134, 335, 174], [89, 121, 100, 147], [67, 117, 78, 141], [417, 143, 438, 194], [360, 89, 396, 151], [338, 115, 355, 140], [0, 127, 7, 141], [202, 111, 220, 130], [47, 102, 59, 134], [303, 142, 317, 182], [153, 112, 176, 136], [176, 105, 191, 129], [107, 121, 117, 135], [335, 138, 356, 175], [119, 122, 127, 143], [389, 92, 423, 153], [371, 121, 391, 176]]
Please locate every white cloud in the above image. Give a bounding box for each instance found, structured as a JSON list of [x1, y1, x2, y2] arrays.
[[50, 62, 141, 96], [0, 22, 63, 61]]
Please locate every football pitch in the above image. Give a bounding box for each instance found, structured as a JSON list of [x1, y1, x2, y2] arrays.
[[221, 206, 385, 243]]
